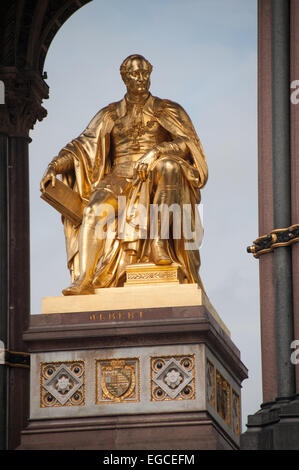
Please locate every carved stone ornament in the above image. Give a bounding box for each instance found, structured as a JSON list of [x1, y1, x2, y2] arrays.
[[40, 361, 85, 407], [216, 370, 231, 427], [232, 389, 241, 436], [151, 355, 195, 401], [96, 358, 140, 404], [0, 67, 48, 137], [206, 360, 215, 408]]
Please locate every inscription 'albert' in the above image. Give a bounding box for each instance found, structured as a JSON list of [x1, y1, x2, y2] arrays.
[[89, 311, 143, 322]]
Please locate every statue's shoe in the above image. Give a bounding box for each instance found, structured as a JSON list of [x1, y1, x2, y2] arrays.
[[62, 279, 95, 296], [151, 239, 172, 265]]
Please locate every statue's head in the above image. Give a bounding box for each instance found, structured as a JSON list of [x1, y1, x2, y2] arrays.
[[120, 54, 152, 95]]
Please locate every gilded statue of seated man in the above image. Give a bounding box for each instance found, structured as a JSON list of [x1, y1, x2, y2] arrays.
[[40, 54, 208, 295]]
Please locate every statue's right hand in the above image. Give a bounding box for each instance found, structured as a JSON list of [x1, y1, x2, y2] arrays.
[[40, 165, 56, 192]]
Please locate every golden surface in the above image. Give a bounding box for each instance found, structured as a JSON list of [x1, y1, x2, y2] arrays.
[[41, 284, 231, 338], [124, 263, 183, 285], [41, 177, 84, 226], [40, 54, 208, 296]]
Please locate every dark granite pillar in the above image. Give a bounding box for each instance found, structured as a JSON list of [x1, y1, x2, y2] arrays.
[[0, 134, 8, 450], [257, 0, 277, 404], [290, 0, 299, 396], [271, 0, 295, 400], [7, 136, 31, 450], [0, 68, 48, 449], [0, 134, 31, 450], [241, 0, 299, 449]]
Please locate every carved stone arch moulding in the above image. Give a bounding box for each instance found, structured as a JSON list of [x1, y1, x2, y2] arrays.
[[0, 0, 93, 451], [0, 0, 93, 137]]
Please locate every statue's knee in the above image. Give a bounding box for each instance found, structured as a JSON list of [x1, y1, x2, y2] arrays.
[[83, 190, 116, 226], [83, 204, 96, 225], [156, 158, 181, 177], [97, 202, 116, 221]]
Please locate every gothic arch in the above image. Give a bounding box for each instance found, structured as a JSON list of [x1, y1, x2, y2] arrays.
[[0, 0, 92, 136], [0, 0, 92, 450]]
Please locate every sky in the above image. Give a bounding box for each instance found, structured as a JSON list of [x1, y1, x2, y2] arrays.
[[29, 0, 260, 431]]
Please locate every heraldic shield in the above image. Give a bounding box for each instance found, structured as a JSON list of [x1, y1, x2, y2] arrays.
[[99, 359, 138, 403]]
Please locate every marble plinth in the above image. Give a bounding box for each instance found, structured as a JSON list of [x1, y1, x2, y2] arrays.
[[18, 286, 247, 450], [42, 283, 230, 337]]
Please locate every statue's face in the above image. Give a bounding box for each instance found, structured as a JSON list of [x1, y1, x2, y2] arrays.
[[123, 58, 151, 95]]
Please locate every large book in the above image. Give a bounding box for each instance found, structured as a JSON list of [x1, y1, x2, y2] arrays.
[[40, 178, 83, 225]]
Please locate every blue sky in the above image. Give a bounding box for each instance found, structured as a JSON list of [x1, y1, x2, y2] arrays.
[[29, 0, 259, 430]]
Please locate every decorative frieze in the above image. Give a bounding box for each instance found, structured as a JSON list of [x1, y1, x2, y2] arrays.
[[125, 263, 183, 286], [34, 347, 241, 446]]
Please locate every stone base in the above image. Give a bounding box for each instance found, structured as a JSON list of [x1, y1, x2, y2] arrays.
[[19, 412, 238, 450], [241, 398, 299, 450], [41, 283, 230, 337], [19, 289, 247, 450]]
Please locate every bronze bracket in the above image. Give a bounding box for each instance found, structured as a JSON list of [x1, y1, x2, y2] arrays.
[[0, 348, 30, 369], [247, 224, 299, 258]]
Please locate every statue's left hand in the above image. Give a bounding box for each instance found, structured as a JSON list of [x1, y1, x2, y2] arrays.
[[134, 148, 159, 182], [40, 164, 56, 192]]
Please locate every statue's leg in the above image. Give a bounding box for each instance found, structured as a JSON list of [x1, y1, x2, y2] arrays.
[[151, 157, 182, 265], [62, 189, 118, 295]]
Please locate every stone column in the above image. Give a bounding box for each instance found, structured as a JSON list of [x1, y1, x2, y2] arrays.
[[271, 0, 295, 400], [241, 0, 299, 449], [257, 0, 277, 404], [0, 67, 48, 449], [0, 133, 9, 450], [6, 136, 31, 449], [290, 0, 299, 396]]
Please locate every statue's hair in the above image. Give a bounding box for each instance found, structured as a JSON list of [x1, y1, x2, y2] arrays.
[[120, 54, 153, 80]]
